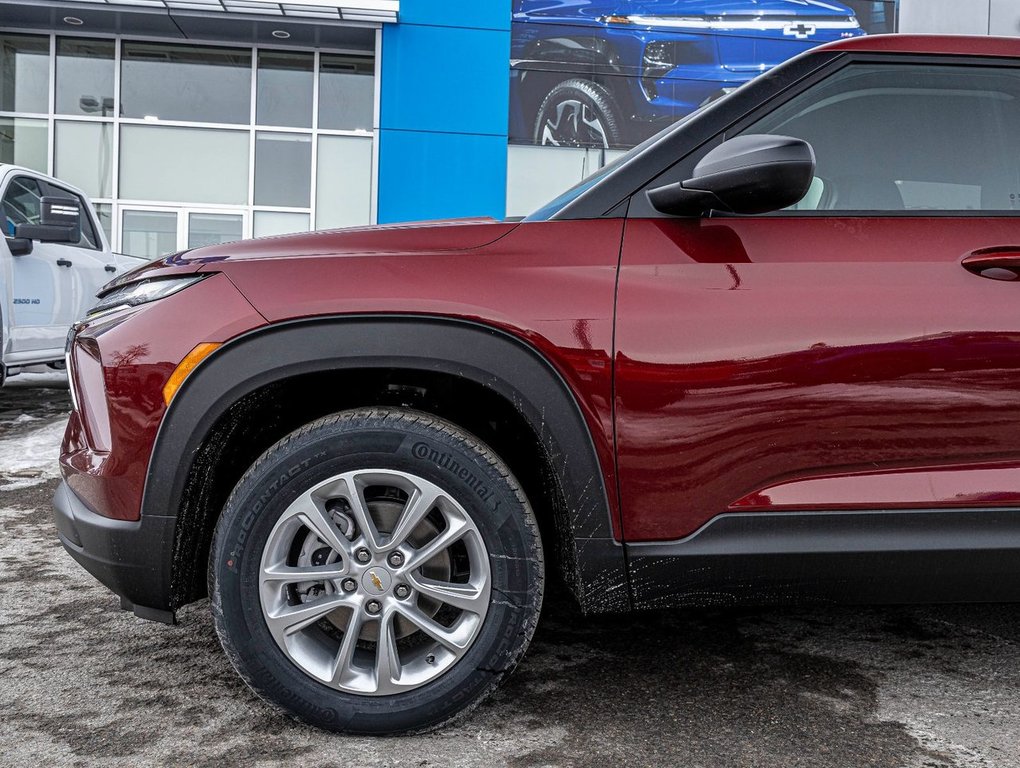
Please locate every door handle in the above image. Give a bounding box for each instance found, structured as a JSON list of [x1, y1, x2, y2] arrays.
[[961, 247, 1020, 281], [105, 264, 117, 273], [56, 258, 73, 268]]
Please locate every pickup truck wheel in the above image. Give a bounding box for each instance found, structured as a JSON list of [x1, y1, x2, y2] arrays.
[[534, 78, 622, 148], [210, 408, 544, 734]]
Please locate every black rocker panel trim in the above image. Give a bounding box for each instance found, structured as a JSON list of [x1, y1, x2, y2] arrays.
[[142, 315, 628, 614], [626, 508, 1020, 610]]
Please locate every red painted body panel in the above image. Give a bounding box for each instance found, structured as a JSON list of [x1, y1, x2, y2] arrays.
[[60, 221, 624, 534], [615, 216, 1020, 541], [819, 34, 1020, 58], [184, 218, 516, 263], [61, 273, 267, 520], [730, 463, 1020, 510]]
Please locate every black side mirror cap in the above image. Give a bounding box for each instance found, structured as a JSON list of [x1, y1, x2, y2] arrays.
[[15, 196, 81, 244], [5, 237, 33, 256], [647, 134, 816, 217]]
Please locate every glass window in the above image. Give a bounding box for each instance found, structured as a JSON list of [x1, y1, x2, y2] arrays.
[[253, 211, 310, 238], [55, 121, 114, 198], [318, 54, 374, 131], [2, 176, 44, 236], [315, 136, 372, 229], [257, 51, 313, 128], [506, 145, 620, 218], [56, 38, 115, 116], [79, 206, 101, 250], [255, 132, 311, 207], [121, 42, 251, 124], [743, 64, 1020, 212], [94, 203, 112, 245], [122, 210, 177, 259], [120, 125, 249, 205], [188, 213, 243, 249], [0, 35, 49, 114], [0, 118, 48, 172]]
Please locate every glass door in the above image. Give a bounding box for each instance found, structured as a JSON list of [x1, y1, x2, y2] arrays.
[[119, 206, 246, 259], [187, 211, 244, 249], [120, 207, 178, 260]]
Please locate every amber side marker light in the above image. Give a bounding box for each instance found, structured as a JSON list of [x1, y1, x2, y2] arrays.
[[163, 342, 222, 406]]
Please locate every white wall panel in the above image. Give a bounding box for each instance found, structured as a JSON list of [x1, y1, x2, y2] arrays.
[[990, 0, 1020, 35], [899, 0, 990, 34]]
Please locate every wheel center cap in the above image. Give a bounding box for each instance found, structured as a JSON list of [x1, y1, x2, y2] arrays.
[[361, 566, 392, 594]]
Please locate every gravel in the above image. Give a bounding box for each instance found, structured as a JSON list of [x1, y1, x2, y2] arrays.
[[1, 380, 1018, 767]]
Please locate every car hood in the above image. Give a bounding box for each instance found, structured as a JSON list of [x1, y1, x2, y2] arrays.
[[102, 218, 518, 291], [175, 218, 520, 267]]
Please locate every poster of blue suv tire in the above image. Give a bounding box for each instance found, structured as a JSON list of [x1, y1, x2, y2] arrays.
[[509, 0, 898, 149]]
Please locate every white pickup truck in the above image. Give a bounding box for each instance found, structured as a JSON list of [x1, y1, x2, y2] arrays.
[[1, 165, 143, 385]]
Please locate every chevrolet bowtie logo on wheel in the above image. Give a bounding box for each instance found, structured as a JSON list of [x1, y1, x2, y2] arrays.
[[368, 570, 385, 592], [784, 22, 817, 39]]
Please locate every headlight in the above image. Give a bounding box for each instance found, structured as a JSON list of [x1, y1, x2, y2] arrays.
[[87, 275, 209, 318]]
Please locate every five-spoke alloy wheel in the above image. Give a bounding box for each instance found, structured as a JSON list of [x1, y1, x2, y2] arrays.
[[211, 408, 544, 734]]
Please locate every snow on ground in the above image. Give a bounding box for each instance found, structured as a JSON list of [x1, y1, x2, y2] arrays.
[[5, 369, 69, 389], [0, 418, 66, 490]]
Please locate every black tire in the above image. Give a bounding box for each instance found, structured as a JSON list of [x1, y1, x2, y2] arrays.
[[533, 78, 623, 148], [210, 407, 544, 734]]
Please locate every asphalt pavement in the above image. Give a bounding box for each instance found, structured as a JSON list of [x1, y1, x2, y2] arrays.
[[1, 376, 1018, 768]]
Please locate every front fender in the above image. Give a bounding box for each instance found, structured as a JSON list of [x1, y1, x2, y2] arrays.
[[145, 315, 629, 613]]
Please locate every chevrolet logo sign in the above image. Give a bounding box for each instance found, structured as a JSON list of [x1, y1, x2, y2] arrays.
[[783, 23, 817, 39]]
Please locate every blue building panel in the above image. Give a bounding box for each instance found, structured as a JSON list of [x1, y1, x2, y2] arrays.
[[395, 0, 510, 30], [380, 23, 510, 136], [378, 0, 511, 223], [377, 129, 508, 223]]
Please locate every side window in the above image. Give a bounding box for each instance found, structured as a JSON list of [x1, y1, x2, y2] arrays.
[[44, 182, 102, 250], [740, 63, 1020, 213], [2, 176, 44, 236]]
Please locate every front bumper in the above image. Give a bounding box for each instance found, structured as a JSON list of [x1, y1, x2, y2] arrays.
[[53, 480, 176, 623]]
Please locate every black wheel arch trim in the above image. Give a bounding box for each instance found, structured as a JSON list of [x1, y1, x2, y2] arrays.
[[143, 314, 630, 614]]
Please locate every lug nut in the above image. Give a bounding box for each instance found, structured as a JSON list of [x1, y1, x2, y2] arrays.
[[394, 584, 410, 599], [388, 551, 405, 568], [340, 578, 357, 593], [365, 599, 382, 615], [355, 548, 372, 564]]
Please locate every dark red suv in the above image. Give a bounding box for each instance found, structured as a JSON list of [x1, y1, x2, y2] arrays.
[[55, 35, 1020, 734]]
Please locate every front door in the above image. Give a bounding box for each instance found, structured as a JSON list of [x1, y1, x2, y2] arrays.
[[616, 59, 1020, 543], [1, 174, 76, 357]]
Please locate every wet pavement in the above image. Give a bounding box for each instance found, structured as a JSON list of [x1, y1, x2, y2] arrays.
[[1, 376, 1018, 767]]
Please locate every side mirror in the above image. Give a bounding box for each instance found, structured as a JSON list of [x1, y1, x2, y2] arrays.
[[5, 237, 33, 256], [647, 134, 816, 216], [15, 196, 81, 243]]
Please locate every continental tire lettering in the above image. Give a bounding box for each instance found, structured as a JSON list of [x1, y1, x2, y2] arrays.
[[410, 441, 501, 510], [236, 452, 324, 547]]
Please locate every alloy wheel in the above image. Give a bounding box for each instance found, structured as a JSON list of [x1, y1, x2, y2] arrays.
[[258, 469, 490, 695]]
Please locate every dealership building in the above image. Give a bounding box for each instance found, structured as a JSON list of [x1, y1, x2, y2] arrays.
[[1, 0, 1017, 257]]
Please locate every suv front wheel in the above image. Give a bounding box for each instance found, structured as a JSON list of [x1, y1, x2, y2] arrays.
[[210, 408, 544, 734]]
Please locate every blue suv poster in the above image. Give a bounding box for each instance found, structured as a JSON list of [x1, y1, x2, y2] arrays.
[[509, 0, 899, 149]]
